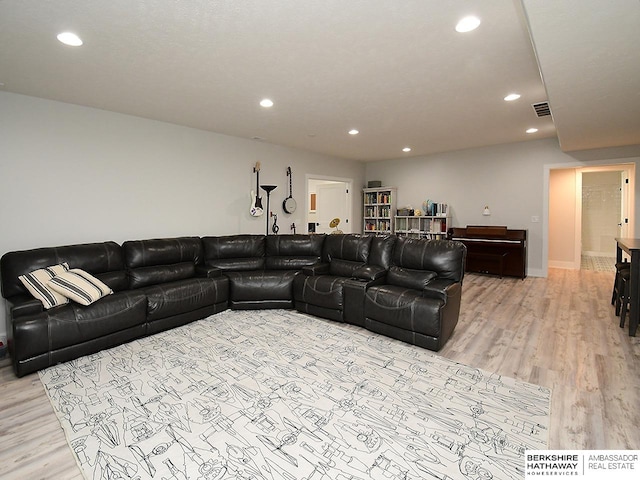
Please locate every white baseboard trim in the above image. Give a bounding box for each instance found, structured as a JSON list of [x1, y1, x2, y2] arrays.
[[548, 261, 579, 270], [582, 250, 615, 257], [527, 267, 546, 277]]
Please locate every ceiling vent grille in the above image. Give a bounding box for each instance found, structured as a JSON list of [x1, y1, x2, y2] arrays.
[[532, 102, 551, 117]]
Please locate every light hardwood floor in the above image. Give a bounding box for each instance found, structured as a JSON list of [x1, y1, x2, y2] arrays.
[[0, 268, 638, 479]]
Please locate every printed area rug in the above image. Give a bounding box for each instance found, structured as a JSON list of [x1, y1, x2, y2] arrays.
[[40, 309, 551, 480]]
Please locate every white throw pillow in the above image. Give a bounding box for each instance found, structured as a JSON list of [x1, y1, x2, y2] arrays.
[[18, 263, 70, 309], [48, 269, 113, 306]]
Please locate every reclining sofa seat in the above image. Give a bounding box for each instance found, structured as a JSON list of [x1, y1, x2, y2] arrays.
[[364, 236, 466, 351], [293, 234, 396, 324], [0, 242, 148, 377], [201, 234, 324, 309], [123, 237, 228, 334]]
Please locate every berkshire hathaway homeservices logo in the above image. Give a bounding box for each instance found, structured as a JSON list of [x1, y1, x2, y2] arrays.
[[525, 450, 639, 479]]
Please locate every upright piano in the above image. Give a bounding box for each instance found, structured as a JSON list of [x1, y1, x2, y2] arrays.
[[447, 226, 527, 279]]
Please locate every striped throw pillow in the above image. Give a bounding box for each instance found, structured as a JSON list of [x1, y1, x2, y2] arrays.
[[18, 263, 70, 309], [48, 269, 113, 306]]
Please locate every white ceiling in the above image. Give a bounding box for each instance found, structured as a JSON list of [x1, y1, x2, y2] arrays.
[[0, 1, 637, 161]]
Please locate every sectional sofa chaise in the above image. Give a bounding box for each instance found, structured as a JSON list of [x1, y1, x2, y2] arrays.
[[1, 234, 466, 377]]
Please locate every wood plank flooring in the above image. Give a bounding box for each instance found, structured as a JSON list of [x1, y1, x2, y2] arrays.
[[0, 268, 638, 479]]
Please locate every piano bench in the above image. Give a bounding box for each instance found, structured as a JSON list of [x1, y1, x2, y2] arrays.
[[467, 252, 508, 278]]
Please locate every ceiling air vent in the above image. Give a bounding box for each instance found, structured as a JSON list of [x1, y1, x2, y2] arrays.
[[532, 101, 551, 117]]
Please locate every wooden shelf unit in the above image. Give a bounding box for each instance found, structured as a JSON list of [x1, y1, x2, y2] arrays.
[[363, 187, 396, 234], [394, 215, 450, 239]]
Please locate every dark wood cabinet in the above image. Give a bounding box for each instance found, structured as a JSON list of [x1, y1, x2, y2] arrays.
[[447, 226, 527, 279]]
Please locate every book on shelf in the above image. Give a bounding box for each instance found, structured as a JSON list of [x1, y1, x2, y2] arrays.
[[377, 193, 392, 204], [425, 202, 448, 216]]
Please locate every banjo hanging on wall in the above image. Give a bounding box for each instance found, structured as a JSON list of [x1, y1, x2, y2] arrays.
[[283, 166, 297, 214]]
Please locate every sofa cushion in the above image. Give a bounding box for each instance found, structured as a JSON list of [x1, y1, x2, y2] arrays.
[[94, 271, 129, 292], [293, 275, 347, 310], [202, 235, 265, 271], [226, 270, 299, 301], [18, 263, 70, 309], [364, 284, 442, 337], [387, 266, 437, 290], [322, 234, 372, 263], [392, 237, 465, 282], [16, 291, 148, 355], [129, 262, 196, 289], [123, 237, 203, 268], [368, 235, 397, 268], [265, 235, 324, 270], [142, 277, 228, 321], [329, 259, 365, 278], [48, 268, 113, 306], [1, 241, 126, 298]]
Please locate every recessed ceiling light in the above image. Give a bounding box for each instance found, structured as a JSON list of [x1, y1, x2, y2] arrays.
[[526, 128, 539, 134], [348, 129, 359, 135], [57, 32, 83, 46], [259, 99, 274, 108], [455, 16, 481, 33], [402, 147, 411, 152], [504, 93, 521, 101]]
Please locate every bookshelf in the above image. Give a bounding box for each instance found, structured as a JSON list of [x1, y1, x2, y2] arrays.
[[363, 187, 396, 234], [394, 213, 450, 239]]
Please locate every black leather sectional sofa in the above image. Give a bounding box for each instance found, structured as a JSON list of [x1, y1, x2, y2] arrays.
[[1, 234, 466, 377]]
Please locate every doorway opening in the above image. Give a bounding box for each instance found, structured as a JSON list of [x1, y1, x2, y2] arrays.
[[548, 163, 634, 272], [306, 175, 353, 234], [580, 169, 627, 271]]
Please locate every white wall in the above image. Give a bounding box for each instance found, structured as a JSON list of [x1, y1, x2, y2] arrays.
[[0, 92, 366, 339], [365, 138, 640, 277], [549, 168, 578, 268]]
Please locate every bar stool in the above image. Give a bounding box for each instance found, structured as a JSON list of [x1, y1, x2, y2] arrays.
[[619, 268, 631, 329], [612, 261, 630, 315]]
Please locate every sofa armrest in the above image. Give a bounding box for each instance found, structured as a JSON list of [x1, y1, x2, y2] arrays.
[[302, 263, 330, 276], [352, 265, 387, 282], [7, 295, 44, 319], [195, 265, 223, 278], [423, 278, 463, 348], [422, 278, 461, 303]]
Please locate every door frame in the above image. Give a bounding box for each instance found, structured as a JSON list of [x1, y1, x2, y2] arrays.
[[544, 161, 635, 276], [305, 174, 353, 234], [575, 166, 631, 262]]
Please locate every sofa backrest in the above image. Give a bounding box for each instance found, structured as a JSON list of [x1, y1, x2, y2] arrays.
[[368, 235, 397, 269], [322, 234, 373, 277], [391, 237, 466, 284], [1, 241, 127, 298], [265, 234, 324, 270], [202, 235, 265, 271], [123, 237, 202, 289]]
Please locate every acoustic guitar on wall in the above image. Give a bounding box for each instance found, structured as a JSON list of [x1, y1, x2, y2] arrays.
[[250, 162, 264, 217]]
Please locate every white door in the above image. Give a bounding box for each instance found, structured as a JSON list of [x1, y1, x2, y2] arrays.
[[316, 182, 350, 234], [621, 169, 630, 238]]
